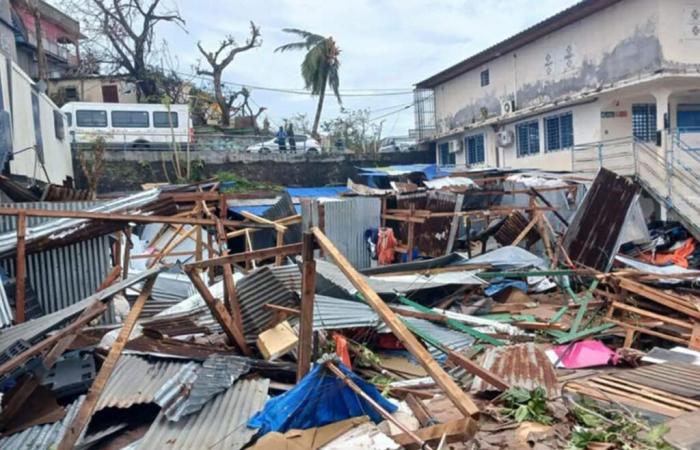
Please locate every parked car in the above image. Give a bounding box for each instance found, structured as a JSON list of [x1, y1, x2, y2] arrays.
[[378, 137, 417, 153], [246, 135, 322, 154], [61, 102, 191, 150]]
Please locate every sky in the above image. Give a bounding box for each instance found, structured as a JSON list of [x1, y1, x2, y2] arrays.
[[63, 0, 581, 136]]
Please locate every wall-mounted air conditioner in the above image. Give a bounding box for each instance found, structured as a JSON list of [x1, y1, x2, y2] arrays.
[[448, 139, 462, 153], [501, 99, 516, 115], [497, 129, 514, 147]]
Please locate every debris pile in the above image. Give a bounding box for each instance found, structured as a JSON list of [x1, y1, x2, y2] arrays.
[[0, 167, 698, 449]]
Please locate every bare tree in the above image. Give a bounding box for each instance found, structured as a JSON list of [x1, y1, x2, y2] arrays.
[[196, 22, 261, 127], [67, 0, 185, 100]]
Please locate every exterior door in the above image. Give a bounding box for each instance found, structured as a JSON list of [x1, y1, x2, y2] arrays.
[[101, 85, 119, 103]]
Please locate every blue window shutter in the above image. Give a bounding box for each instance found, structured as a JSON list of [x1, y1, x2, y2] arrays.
[[561, 113, 573, 148]]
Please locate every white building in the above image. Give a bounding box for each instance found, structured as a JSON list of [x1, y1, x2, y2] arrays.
[[415, 0, 700, 172]]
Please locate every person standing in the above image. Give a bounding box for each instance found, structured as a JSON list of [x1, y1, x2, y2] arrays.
[[286, 123, 297, 153], [276, 126, 288, 152]]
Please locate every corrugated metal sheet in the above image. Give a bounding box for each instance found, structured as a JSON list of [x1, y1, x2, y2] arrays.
[[611, 362, 700, 398], [0, 201, 113, 322], [156, 355, 250, 422], [315, 259, 473, 298], [0, 189, 160, 253], [269, 264, 302, 292], [0, 266, 164, 357], [393, 317, 476, 359], [137, 378, 269, 450], [237, 266, 298, 342], [0, 395, 84, 449], [470, 343, 558, 398], [313, 295, 381, 330], [96, 355, 188, 411], [562, 168, 640, 271], [140, 305, 221, 337], [322, 197, 381, 270]]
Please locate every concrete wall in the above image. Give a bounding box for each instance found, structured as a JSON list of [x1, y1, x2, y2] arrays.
[[72, 150, 436, 193], [433, 0, 667, 133]]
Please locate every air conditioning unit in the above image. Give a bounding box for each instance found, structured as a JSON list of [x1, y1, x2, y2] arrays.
[[448, 139, 462, 153], [497, 130, 514, 147], [501, 99, 516, 115]]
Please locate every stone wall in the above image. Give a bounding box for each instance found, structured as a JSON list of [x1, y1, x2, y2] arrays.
[[73, 149, 436, 192]]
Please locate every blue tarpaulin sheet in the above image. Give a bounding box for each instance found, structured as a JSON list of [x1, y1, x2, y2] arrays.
[[484, 279, 528, 296], [247, 362, 397, 436]]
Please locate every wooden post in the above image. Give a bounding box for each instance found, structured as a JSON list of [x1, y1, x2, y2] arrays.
[[15, 211, 26, 323], [297, 232, 316, 381], [122, 226, 132, 280], [57, 276, 158, 450], [275, 229, 285, 266], [407, 203, 416, 262], [113, 231, 122, 268], [195, 224, 203, 262], [207, 231, 215, 284], [185, 268, 251, 355], [312, 227, 480, 418]]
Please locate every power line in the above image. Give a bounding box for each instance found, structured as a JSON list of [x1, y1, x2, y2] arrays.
[[176, 70, 414, 97], [370, 103, 414, 122]]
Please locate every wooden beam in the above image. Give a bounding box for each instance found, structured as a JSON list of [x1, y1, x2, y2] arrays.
[[15, 211, 26, 323], [185, 243, 303, 270], [240, 210, 287, 232], [122, 226, 132, 280], [312, 227, 480, 418], [511, 214, 539, 247], [184, 268, 252, 355], [0, 207, 275, 229], [446, 350, 510, 391], [57, 276, 157, 450], [405, 394, 435, 427], [617, 278, 700, 320], [391, 417, 477, 449], [297, 232, 316, 381], [0, 301, 107, 378]]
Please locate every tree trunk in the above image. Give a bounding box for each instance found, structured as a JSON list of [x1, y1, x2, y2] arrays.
[[213, 71, 230, 127], [32, 4, 47, 83], [311, 75, 327, 139]]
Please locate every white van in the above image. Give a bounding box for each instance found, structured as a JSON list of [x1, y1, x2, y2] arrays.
[[61, 102, 191, 150]]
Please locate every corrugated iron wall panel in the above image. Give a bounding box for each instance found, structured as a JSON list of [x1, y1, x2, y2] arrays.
[[322, 197, 380, 270], [0, 202, 114, 322]]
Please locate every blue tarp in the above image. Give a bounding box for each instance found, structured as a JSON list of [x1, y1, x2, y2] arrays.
[[247, 362, 397, 436], [228, 186, 346, 216], [484, 279, 528, 297]]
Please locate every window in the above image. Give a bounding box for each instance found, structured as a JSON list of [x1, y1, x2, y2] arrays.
[[632, 104, 656, 142], [438, 142, 455, 165], [516, 120, 540, 157], [544, 112, 573, 151], [465, 134, 485, 164], [64, 112, 72, 127], [76, 110, 107, 127], [111, 110, 149, 128], [53, 110, 65, 140], [677, 104, 700, 133], [64, 86, 78, 101], [153, 111, 179, 128], [480, 69, 490, 87]]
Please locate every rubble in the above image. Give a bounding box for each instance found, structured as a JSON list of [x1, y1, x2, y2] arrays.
[[0, 168, 699, 449]]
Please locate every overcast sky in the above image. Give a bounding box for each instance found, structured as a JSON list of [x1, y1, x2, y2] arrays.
[[66, 0, 581, 136]]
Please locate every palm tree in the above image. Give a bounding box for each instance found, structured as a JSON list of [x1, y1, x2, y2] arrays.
[[275, 29, 341, 138]]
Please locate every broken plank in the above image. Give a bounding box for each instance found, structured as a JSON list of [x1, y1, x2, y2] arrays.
[[391, 417, 477, 449], [313, 227, 480, 418], [185, 243, 303, 269], [57, 276, 157, 450], [185, 268, 252, 355], [447, 350, 510, 391], [297, 232, 316, 381]]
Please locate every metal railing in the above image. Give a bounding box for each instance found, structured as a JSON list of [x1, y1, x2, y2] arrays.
[[572, 132, 700, 237]]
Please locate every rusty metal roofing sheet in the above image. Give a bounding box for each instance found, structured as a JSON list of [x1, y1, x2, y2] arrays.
[[0, 395, 84, 450], [96, 355, 188, 412], [137, 378, 269, 450], [562, 168, 641, 271], [470, 343, 558, 398], [610, 362, 700, 399], [237, 266, 298, 342]]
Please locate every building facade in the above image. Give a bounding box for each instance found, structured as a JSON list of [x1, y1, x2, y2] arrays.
[[416, 0, 700, 170], [47, 75, 139, 106]]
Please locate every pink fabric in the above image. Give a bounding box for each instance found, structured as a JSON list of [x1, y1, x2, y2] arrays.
[[552, 340, 617, 369]]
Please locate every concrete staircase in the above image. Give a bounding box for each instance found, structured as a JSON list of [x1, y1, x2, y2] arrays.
[[572, 135, 700, 239]]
